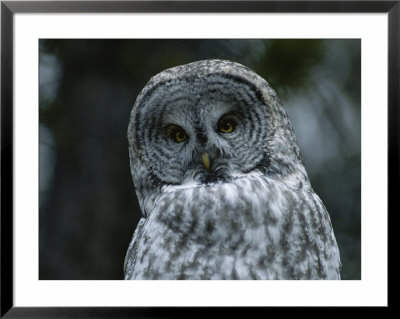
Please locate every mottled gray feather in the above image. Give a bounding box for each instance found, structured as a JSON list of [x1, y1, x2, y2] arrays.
[[124, 59, 341, 280]]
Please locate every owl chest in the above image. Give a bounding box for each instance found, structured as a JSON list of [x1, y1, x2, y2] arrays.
[[132, 217, 284, 280], [132, 184, 287, 279], [150, 181, 280, 245], [129, 178, 338, 279]]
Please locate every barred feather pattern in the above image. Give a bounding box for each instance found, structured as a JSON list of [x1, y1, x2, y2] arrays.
[[124, 59, 341, 280]]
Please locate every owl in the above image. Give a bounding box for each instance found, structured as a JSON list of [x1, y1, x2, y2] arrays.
[[124, 59, 341, 280]]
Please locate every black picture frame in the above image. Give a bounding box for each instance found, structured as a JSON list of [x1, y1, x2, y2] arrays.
[[1, 1, 396, 317]]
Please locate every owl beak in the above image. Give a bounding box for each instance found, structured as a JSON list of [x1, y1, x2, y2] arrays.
[[201, 152, 211, 170]]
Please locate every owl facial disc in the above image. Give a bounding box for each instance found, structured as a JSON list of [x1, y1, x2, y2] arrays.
[[128, 59, 308, 191]]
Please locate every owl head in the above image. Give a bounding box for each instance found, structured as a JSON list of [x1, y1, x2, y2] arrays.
[[128, 60, 309, 209]]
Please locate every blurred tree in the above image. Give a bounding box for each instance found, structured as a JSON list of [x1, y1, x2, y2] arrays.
[[255, 39, 324, 96]]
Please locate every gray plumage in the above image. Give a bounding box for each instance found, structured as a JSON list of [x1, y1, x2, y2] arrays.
[[124, 59, 341, 280]]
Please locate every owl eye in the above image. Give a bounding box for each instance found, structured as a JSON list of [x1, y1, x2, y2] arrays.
[[166, 125, 188, 143], [174, 130, 187, 143], [217, 117, 236, 133]]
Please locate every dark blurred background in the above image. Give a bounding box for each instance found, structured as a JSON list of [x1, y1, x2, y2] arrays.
[[39, 39, 361, 280]]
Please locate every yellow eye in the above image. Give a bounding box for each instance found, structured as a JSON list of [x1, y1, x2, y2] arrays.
[[218, 119, 235, 133], [174, 129, 187, 143], [166, 125, 187, 143]]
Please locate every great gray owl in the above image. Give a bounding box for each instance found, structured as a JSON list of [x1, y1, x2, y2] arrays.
[[124, 59, 341, 280]]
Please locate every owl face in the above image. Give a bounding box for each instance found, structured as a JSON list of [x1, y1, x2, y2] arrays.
[[133, 74, 271, 186], [129, 59, 309, 198]]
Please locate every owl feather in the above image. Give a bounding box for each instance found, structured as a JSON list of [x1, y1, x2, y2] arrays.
[[124, 59, 341, 280]]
